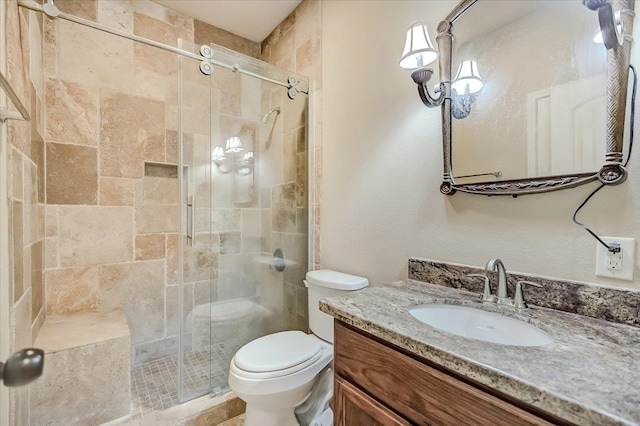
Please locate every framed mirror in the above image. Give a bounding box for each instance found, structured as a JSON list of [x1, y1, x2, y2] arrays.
[[407, 0, 635, 196]]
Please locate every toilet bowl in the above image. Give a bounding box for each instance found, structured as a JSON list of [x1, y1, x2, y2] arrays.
[[229, 331, 333, 426], [228, 270, 369, 426]]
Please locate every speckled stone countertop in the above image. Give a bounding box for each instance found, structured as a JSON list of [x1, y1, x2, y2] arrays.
[[320, 280, 640, 426]]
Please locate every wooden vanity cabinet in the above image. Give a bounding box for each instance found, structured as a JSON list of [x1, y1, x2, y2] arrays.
[[333, 321, 569, 426]]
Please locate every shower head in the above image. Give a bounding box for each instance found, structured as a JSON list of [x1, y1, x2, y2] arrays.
[[260, 107, 281, 124]]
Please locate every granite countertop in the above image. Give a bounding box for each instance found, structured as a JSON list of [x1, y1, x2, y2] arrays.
[[320, 280, 640, 426]]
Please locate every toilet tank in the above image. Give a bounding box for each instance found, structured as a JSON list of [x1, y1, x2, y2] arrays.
[[305, 270, 369, 343]]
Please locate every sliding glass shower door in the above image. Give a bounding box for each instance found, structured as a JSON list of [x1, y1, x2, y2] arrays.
[[178, 40, 310, 402]]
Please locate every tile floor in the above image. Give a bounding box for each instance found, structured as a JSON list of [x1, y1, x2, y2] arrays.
[[130, 339, 242, 420]]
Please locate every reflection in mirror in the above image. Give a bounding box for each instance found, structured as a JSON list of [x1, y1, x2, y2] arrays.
[[451, 1, 607, 183], [451, 59, 484, 119], [211, 124, 257, 206], [399, 0, 634, 195]]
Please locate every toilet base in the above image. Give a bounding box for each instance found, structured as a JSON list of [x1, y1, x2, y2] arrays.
[[244, 405, 299, 426]]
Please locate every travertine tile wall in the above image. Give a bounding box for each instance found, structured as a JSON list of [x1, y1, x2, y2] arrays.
[[4, 1, 45, 424], [261, 0, 322, 330], [41, 0, 263, 364], [253, 75, 309, 334]]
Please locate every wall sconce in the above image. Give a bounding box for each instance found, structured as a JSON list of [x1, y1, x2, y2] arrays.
[[450, 59, 483, 119], [212, 137, 254, 175], [400, 23, 483, 119], [399, 22, 445, 107]]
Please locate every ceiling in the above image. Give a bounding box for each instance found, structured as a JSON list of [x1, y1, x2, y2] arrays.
[[153, 0, 302, 43]]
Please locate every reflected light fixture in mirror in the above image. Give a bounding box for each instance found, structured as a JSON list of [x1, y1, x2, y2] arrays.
[[212, 137, 254, 175], [225, 136, 244, 154], [594, 12, 622, 43], [451, 59, 483, 119], [212, 146, 226, 162], [452, 59, 483, 94]]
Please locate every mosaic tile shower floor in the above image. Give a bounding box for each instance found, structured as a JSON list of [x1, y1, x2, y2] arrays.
[[130, 339, 242, 420]]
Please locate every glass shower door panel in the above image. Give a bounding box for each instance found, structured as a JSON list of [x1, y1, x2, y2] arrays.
[[178, 39, 310, 401], [256, 80, 310, 338], [178, 40, 214, 403], [207, 62, 264, 394], [205, 43, 311, 395]]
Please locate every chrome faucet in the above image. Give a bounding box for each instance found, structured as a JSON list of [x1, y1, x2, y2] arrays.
[[485, 258, 510, 305]]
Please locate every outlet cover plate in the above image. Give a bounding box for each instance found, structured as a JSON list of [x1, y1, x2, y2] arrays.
[[595, 237, 635, 281]]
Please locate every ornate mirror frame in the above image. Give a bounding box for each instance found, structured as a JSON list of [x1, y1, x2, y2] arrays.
[[415, 0, 635, 196]]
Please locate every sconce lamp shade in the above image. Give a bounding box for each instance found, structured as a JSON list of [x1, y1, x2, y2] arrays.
[[213, 144, 253, 175], [242, 151, 254, 164], [452, 59, 484, 94], [212, 146, 226, 161], [225, 136, 244, 154], [399, 23, 438, 69]]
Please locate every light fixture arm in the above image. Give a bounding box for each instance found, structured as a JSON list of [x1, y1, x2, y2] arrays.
[[412, 68, 446, 108], [583, 0, 628, 50]]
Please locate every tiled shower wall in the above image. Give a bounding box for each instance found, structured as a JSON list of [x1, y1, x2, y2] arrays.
[[4, 0, 45, 423], [261, 0, 322, 330], [256, 76, 309, 333], [38, 0, 321, 365], [35, 0, 259, 370], [40, 0, 264, 364]]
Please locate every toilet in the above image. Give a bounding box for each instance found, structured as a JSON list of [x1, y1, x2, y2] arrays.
[[228, 269, 369, 426]]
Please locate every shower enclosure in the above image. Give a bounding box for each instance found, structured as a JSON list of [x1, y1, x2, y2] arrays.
[[177, 41, 310, 402], [4, 0, 312, 420]]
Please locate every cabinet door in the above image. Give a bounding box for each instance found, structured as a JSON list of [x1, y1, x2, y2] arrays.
[[334, 376, 411, 426]]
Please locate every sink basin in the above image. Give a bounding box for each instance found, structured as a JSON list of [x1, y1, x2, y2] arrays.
[[409, 304, 553, 347]]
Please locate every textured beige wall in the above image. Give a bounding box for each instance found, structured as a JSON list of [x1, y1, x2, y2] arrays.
[[321, 0, 640, 290]]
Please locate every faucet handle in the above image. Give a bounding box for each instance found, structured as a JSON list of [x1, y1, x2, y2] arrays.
[[467, 274, 496, 303], [514, 280, 542, 309]]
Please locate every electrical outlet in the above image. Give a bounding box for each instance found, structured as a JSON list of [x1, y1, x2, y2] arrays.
[[607, 247, 622, 270], [595, 237, 635, 281]]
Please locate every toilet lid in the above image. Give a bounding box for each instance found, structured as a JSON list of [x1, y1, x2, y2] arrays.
[[234, 331, 322, 373]]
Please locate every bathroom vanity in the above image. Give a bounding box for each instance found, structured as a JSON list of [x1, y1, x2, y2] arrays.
[[333, 322, 559, 425], [322, 264, 640, 426]]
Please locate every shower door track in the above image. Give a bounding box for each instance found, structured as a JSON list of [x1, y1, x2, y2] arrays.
[[16, 0, 308, 96]]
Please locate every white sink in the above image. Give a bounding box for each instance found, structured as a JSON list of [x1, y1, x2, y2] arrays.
[[409, 304, 553, 347]]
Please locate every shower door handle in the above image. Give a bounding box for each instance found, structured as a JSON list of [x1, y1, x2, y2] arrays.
[[187, 195, 195, 247]]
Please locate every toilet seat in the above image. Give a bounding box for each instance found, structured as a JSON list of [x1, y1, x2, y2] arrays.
[[232, 331, 323, 379], [231, 349, 323, 380]]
